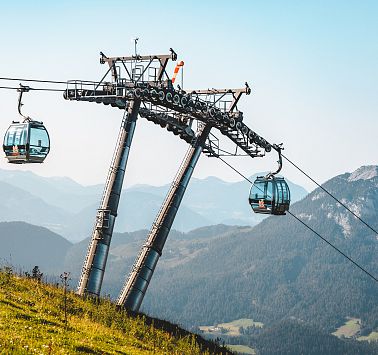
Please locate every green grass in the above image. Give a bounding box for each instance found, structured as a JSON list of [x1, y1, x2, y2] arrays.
[[200, 318, 264, 337], [218, 319, 263, 337], [332, 317, 378, 343], [0, 269, 231, 354], [227, 344, 256, 354], [332, 318, 361, 338], [358, 332, 378, 342]]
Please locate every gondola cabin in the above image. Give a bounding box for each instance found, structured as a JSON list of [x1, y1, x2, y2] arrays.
[[3, 121, 50, 164], [249, 176, 290, 215]]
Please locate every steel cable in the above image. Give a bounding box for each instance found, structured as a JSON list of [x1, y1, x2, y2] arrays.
[[216, 155, 378, 284], [281, 153, 378, 236]]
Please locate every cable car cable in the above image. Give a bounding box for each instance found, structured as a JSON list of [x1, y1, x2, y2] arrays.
[[281, 153, 378, 236], [217, 155, 253, 184], [0, 86, 64, 92], [287, 210, 378, 282], [216, 155, 378, 284], [1, 75, 376, 282], [25, 88, 65, 92], [1, 77, 376, 230], [0, 77, 99, 85], [216, 146, 249, 157], [0, 86, 19, 90], [0, 77, 67, 84]]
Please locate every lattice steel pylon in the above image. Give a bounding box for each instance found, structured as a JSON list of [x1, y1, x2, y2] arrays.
[[64, 48, 279, 300]]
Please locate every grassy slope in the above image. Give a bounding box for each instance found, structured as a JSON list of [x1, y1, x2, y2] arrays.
[[332, 318, 361, 338], [226, 345, 256, 355], [218, 319, 264, 336], [199, 318, 263, 337], [359, 332, 378, 342], [0, 270, 231, 354]]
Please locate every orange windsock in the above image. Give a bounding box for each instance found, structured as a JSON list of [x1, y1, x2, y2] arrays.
[[172, 60, 184, 84]]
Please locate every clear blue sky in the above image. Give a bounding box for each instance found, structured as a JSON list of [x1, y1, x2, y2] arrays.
[[1, 0, 377, 191]]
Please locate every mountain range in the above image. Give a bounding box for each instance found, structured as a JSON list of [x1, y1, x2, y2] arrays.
[[139, 166, 378, 331], [1, 165, 378, 353], [60, 166, 378, 335], [0, 168, 307, 242]]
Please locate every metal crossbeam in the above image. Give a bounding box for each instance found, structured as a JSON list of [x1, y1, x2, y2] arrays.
[[64, 82, 271, 158]]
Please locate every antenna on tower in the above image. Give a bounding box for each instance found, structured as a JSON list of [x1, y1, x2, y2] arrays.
[[133, 37, 139, 58]]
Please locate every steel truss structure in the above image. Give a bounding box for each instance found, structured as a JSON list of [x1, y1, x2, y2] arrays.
[[64, 49, 280, 311]]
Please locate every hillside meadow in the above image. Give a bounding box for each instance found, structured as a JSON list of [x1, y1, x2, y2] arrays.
[[0, 267, 231, 354]]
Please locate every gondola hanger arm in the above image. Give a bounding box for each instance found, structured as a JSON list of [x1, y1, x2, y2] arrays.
[[17, 84, 31, 122], [266, 143, 283, 178]]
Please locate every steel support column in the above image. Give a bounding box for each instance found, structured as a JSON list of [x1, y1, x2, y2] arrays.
[[116, 124, 212, 311], [77, 99, 141, 297]]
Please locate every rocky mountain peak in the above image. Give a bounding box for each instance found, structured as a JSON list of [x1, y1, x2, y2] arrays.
[[348, 165, 378, 182]]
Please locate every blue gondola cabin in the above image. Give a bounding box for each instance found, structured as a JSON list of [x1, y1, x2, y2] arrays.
[[249, 176, 290, 215], [3, 121, 50, 164]]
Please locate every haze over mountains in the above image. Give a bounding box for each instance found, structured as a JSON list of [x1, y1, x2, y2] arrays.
[[1, 166, 378, 354], [0, 221, 71, 274], [0, 168, 307, 242]]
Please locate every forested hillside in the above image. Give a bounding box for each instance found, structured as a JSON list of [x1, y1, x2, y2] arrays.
[[42, 167, 378, 335], [1, 166, 378, 354], [249, 320, 378, 355], [140, 166, 378, 332]]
